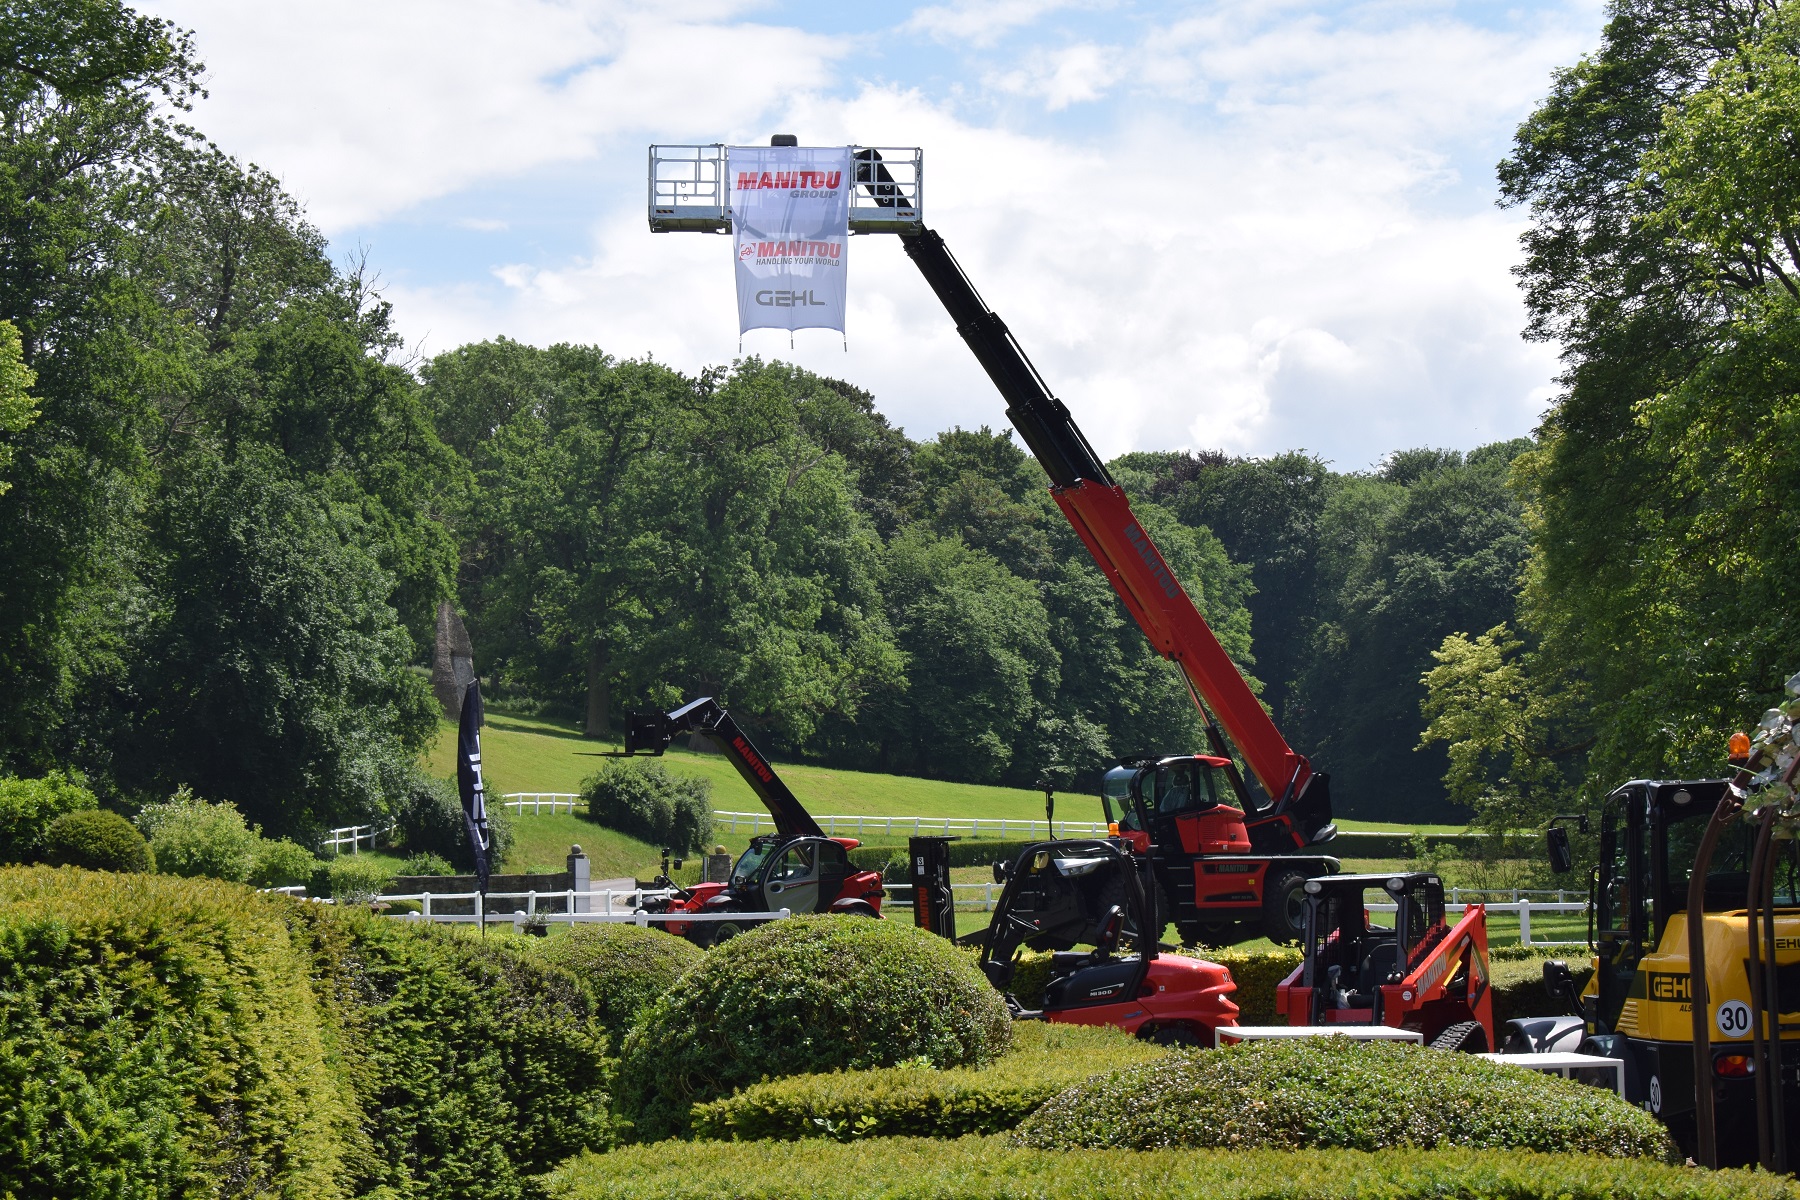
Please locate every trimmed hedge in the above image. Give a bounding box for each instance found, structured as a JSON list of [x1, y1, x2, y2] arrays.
[[532, 922, 703, 1034], [691, 1019, 1162, 1142], [42, 809, 153, 872], [0, 867, 354, 1198], [544, 1139, 1798, 1200], [0, 771, 97, 863], [393, 772, 515, 869], [1013, 1037, 1674, 1158], [615, 915, 1011, 1142], [290, 904, 613, 1196], [0, 867, 611, 1199]]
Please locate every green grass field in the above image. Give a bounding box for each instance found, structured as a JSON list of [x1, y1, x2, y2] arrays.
[[425, 709, 1466, 834]]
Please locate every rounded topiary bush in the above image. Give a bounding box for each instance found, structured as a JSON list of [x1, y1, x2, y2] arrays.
[[41, 810, 152, 872], [533, 923, 702, 1035], [1012, 1037, 1675, 1159], [614, 915, 1011, 1141], [0, 771, 97, 863]]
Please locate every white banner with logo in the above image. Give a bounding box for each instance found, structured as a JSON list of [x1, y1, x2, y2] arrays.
[[731, 146, 850, 334]]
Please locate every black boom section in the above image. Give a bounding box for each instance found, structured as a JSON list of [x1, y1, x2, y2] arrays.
[[896, 227, 1112, 491], [624, 697, 825, 838]]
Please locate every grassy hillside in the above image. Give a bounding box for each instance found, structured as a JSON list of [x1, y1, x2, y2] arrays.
[[425, 710, 1463, 834]]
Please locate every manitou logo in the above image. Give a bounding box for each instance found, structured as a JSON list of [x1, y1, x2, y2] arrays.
[[737, 170, 843, 191], [730, 735, 776, 784], [1123, 523, 1182, 600], [755, 289, 827, 307], [750, 240, 842, 260]]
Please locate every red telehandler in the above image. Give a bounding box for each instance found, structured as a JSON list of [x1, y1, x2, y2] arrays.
[[624, 697, 885, 946], [851, 150, 1340, 944]]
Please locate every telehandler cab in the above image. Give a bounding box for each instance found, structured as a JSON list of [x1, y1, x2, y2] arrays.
[[978, 836, 1240, 1046], [624, 697, 884, 946]]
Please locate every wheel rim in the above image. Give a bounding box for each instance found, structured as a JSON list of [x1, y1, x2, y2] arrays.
[[713, 922, 742, 944], [1281, 884, 1307, 934]]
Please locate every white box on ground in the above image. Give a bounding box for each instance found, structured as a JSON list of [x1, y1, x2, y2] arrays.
[[1475, 1051, 1626, 1096]]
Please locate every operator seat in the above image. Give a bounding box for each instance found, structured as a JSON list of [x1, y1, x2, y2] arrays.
[[1349, 940, 1399, 1007]]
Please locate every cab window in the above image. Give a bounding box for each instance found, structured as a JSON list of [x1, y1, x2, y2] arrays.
[[776, 844, 815, 880]]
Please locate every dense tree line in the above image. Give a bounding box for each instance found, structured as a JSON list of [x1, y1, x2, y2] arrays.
[[1421, 0, 1800, 837], [52, 0, 1800, 838]]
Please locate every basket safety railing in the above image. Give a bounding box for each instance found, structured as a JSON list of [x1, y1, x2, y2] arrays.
[[647, 145, 923, 235]]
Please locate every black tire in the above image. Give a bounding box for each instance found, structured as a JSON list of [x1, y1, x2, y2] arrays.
[[1260, 869, 1310, 944], [1429, 1020, 1490, 1053], [1149, 1023, 1204, 1048], [703, 919, 746, 948]]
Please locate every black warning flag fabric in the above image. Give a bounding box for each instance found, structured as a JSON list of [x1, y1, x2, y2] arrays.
[[456, 679, 493, 893]]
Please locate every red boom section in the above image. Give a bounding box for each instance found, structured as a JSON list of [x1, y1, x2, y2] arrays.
[[1053, 480, 1309, 802]]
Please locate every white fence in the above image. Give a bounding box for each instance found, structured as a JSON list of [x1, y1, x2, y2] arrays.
[[374, 886, 792, 931], [712, 810, 1109, 840], [496, 797, 1109, 840], [882, 883, 1585, 947], [321, 824, 384, 854], [503, 793, 583, 815]]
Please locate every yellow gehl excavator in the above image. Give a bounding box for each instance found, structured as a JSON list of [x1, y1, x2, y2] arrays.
[[1541, 688, 1800, 1170]]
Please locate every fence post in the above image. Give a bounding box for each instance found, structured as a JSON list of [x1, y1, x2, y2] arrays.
[[528, 890, 537, 917], [423, 892, 432, 920], [1519, 898, 1532, 947]]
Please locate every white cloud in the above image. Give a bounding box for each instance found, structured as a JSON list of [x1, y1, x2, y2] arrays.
[[456, 217, 510, 232], [145, 0, 847, 230], [144, 0, 1598, 466], [987, 43, 1122, 108], [904, 0, 1101, 47]]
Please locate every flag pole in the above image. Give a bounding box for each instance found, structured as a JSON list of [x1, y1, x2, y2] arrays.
[[456, 678, 494, 937]]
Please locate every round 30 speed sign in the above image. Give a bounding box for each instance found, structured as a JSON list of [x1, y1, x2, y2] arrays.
[[1716, 999, 1752, 1039]]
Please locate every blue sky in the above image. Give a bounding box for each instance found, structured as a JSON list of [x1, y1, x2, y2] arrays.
[[147, 0, 1604, 469]]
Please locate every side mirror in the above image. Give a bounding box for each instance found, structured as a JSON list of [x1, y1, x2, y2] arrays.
[[1542, 959, 1582, 1017], [1096, 904, 1125, 955], [992, 859, 1010, 884], [1545, 826, 1573, 875]]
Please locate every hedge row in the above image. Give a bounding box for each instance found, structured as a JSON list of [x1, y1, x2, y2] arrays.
[[690, 1020, 1162, 1142], [0, 867, 612, 1199], [544, 1139, 1798, 1200], [1014, 1038, 1672, 1158]]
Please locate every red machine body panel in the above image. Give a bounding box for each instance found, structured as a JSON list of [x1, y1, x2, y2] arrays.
[[1045, 954, 1240, 1043]]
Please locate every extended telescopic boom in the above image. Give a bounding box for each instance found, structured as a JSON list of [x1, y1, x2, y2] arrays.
[[886, 214, 1323, 836]]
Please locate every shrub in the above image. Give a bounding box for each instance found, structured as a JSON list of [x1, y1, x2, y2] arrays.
[[0, 867, 353, 1197], [392, 772, 514, 868], [615, 915, 1011, 1141], [532, 923, 702, 1034], [581, 760, 712, 854], [848, 839, 1038, 875], [0, 771, 97, 862], [251, 838, 320, 888], [317, 855, 395, 903], [0, 868, 611, 1199], [138, 790, 261, 881], [691, 1020, 1161, 1142], [543, 1139, 1800, 1200], [41, 810, 152, 873], [1012, 1037, 1674, 1158], [397, 851, 455, 877], [289, 904, 612, 1195]]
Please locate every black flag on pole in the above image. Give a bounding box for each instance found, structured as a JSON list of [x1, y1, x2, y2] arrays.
[[456, 679, 493, 895]]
